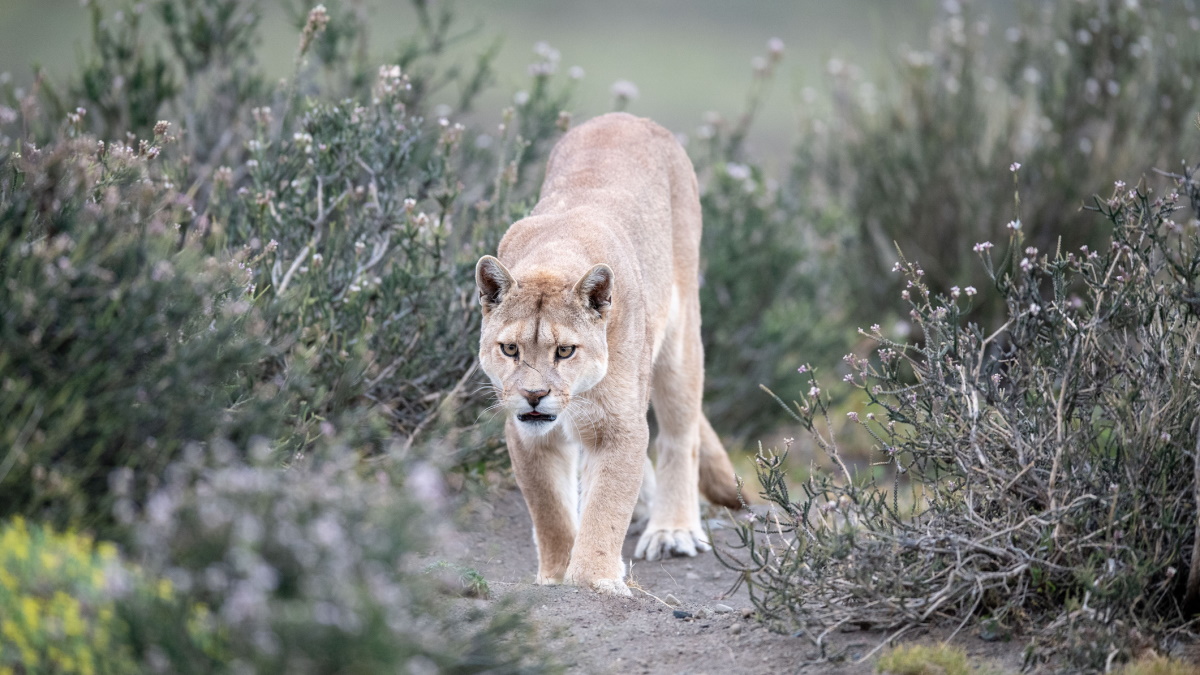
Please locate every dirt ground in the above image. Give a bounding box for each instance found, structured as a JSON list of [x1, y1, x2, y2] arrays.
[[433, 487, 1028, 674]]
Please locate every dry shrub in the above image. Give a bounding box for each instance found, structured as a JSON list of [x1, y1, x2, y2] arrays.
[[720, 165, 1200, 671]]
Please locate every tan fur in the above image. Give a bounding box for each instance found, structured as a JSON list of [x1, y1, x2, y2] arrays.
[[476, 113, 739, 596]]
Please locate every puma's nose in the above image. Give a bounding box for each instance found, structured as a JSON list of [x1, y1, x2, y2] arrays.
[[522, 388, 550, 408]]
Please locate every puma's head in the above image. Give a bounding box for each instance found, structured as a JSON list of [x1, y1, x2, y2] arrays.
[[476, 255, 612, 438]]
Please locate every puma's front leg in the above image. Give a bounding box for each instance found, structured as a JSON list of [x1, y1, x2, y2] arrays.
[[567, 422, 647, 596], [506, 419, 578, 585]]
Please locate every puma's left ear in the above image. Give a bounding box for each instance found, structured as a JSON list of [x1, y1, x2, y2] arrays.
[[574, 263, 613, 318]]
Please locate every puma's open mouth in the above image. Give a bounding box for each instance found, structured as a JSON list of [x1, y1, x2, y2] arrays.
[[517, 411, 557, 423]]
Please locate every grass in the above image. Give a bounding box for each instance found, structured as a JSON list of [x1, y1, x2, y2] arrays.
[[876, 644, 971, 675]]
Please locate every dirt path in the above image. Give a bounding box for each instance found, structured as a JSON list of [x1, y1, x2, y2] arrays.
[[435, 487, 1023, 674]]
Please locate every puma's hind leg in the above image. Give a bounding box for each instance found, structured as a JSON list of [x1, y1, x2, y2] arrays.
[[634, 299, 709, 561]]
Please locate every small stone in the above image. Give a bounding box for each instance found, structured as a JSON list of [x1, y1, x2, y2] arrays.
[[664, 593, 681, 607], [730, 623, 743, 635], [741, 607, 754, 618], [685, 571, 700, 580], [693, 608, 709, 619], [713, 604, 734, 614], [672, 610, 692, 620]]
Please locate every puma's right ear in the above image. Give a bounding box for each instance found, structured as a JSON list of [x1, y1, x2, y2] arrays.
[[476, 255, 515, 311]]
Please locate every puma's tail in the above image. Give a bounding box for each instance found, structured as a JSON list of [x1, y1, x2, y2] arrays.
[[698, 415, 742, 509]]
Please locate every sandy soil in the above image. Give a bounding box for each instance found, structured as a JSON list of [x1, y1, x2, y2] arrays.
[[434, 487, 1027, 674]]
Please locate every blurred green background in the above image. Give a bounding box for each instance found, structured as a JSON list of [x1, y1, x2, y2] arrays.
[[0, 0, 1016, 163]]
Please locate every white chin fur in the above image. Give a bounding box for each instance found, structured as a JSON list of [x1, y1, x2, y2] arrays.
[[514, 416, 560, 438]]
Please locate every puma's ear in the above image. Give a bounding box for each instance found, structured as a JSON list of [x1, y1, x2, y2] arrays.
[[574, 263, 614, 317], [476, 256, 515, 311]]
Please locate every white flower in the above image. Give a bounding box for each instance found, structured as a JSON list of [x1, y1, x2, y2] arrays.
[[1006, 220, 1021, 231], [610, 79, 639, 101], [1009, 162, 1021, 172], [725, 163, 751, 181], [964, 286, 977, 296]]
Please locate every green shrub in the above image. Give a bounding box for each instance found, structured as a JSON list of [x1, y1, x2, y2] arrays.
[[0, 517, 213, 675], [720, 165, 1200, 670], [0, 0, 581, 532], [796, 0, 1200, 324], [3, 5, 568, 669], [0, 126, 281, 533], [697, 156, 851, 438], [692, 40, 855, 438]]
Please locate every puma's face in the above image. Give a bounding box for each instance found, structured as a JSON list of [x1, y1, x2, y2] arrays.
[[476, 256, 612, 438]]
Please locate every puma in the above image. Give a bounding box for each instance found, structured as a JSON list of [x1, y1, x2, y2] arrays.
[[475, 112, 740, 596]]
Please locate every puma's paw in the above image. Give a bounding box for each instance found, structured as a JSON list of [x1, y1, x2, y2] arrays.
[[634, 526, 711, 561], [535, 574, 563, 586], [564, 561, 630, 596], [589, 578, 633, 597], [563, 572, 631, 597]]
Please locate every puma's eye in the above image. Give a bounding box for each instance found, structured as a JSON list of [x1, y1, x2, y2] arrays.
[[555, 345, 576, 359], [500, 343, 519, 358]]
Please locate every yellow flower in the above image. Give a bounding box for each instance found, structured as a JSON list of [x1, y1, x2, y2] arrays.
[[0, 618, 19, 643], [156, 578, 173, 600], [58, 594, 85, 638], [20, 595, 40, 630], [96, 541, 117, 562], [39, 550, 61, 572], [78, 649, 96, 675], [0, 520, 29, 562]]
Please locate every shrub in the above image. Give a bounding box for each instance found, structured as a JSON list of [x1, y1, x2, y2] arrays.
[[0, 1, 570, 671], [696, 154, 851, 438], [796, 0, 1200, 324], [0, 0, 580, 530], [692, 40, 855, 438], [719, 165, 1200, 670], [0, 517, 212, 675], [0, 124, 280, 533], [118, 442, 554, 674]]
